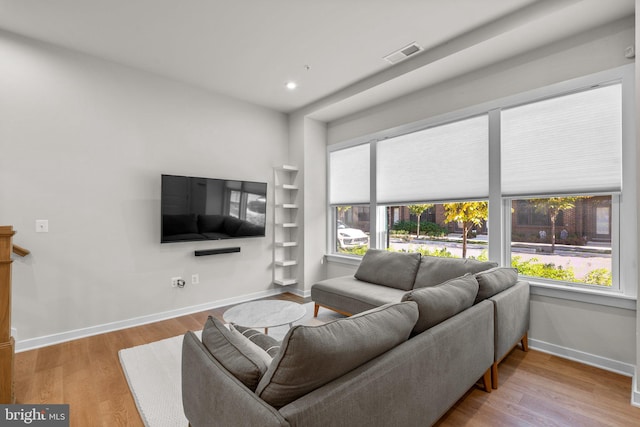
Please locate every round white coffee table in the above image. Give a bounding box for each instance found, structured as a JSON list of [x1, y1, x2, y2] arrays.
[[223, 300, 306, 335]]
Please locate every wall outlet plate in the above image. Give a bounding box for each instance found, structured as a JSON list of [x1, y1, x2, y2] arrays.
[[171, 277, 182, 288], [35, 219, 48, 232], [191, 274, 199, 285]]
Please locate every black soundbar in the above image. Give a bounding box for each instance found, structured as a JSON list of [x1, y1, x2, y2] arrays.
[[194, 247, 241, 256]]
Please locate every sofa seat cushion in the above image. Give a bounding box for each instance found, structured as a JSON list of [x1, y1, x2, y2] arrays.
[[413, 255, 497, 288], [354, 249, 421, 291], [311, 275, 408, 315], [201, 316, 272, 391], [474, 267, 519, 303], [255, 301, 419, 409], [402, 274, 479, 334]]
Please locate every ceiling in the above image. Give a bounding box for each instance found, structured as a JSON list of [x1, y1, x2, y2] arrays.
[[0, 0, 634, 120]]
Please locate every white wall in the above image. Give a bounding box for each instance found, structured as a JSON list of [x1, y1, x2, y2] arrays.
[[0, 31, 289, 346], [320, 18, 637, 372], [634, 0, 640, 407], [287, 114, 327, 295]]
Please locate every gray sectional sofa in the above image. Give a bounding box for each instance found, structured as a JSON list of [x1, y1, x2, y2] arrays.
[[181, 249, 529, 427], [312, 249, 530, 388]]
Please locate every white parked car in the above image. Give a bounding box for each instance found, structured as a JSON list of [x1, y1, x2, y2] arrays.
[[337, 222, 369, 248]]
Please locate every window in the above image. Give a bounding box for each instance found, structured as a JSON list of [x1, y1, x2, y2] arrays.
[[327, 66, 633, 297], [502, 84, 621, 289], [510, 196, 613, 287], [329, 144, 370, 254], [384, 202, 488, 260], [334, 205, 370, 255]]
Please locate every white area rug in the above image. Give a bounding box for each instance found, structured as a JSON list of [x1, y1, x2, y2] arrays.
[[118, 302, 343, 427]]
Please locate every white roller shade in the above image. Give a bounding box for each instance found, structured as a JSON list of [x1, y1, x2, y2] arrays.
[[501, 84, 622, 196], [377, 115, 488, 204], [329, 144, 370, 205]]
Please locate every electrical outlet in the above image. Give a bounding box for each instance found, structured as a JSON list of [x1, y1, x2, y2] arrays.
[[35, 219, 48, 233], [171, 277, 182, 288], [191, 274, 199, 285]]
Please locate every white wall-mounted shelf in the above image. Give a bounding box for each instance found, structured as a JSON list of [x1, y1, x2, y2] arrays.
[[273, 165, 299, 287], [276, 241, 298, 247], [279, 184, 298, 191], [277, 223, 298, 228], [274, 278, 298, 286]]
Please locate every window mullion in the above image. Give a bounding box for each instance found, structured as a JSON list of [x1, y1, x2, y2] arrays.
[[488, 109, 501, 264]]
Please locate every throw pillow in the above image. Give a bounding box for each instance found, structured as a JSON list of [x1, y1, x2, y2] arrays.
[[413, 255, 497, 288], [255, 301, 419, 408], [201, 316, 272, 391], [474, 267, 519, 304], [232, 324, 281, 357], [402, 273, 479, 334], [354, 249, 421, 291]]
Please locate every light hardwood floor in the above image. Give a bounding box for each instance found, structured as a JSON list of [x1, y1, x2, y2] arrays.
[[14, 293, 640, 426]]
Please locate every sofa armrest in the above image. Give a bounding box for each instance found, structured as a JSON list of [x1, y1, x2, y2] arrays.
[[181, 332, 289, 427], [279, 301, 494, 427], [489, 280, 530, 362]]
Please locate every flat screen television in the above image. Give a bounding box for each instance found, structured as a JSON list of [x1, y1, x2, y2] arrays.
[[161, 174, 267, 243]]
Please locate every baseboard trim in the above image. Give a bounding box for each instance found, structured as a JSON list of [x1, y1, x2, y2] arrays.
[[632, 370, 640, 408], [14, 288, 289, 352], [288, 286, 311, 299], [529, 338, 635, 377]]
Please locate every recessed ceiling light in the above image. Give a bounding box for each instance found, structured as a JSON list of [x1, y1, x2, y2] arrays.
[[285, 81, 297, 90]]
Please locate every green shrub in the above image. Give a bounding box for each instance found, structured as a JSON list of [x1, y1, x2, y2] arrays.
[[511, 256, 576, 281], [391, 221, 448, 237], [583, 268, 612, 287], [389, 246, 456, 258], [469, 249, 489, 262], [338, 245, 369, 256]]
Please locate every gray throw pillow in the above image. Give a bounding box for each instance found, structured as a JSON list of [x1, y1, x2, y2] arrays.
[[255, 301, 419, 408], [474, 267, 519, 303], [201, 316, 272, 391], [402, 273, 479, 334], [354, 249, 421, 291], [413, 255, 497, 288], [232, 324, 281, 357]]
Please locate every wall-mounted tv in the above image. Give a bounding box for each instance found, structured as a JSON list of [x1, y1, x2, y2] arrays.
[[161, 174, 267, 243]]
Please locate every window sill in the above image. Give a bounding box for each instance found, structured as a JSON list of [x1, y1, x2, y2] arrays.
[[325, 253, 362, 266], [529, 281, 636, 311]]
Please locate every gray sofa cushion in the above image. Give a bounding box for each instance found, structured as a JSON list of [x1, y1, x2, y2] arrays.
[[255, 301, 419, 408], [474, 267, 519, 303], [233, 324, 281, 357], [311, 275, 408, 315], [201, 316, 272, 391], [354, 249, 421, 291], [402, 274, 479, 334], [413, 255, 497, 288]]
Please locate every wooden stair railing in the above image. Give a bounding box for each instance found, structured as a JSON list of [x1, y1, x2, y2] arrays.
[[1, 225, 29, 404]]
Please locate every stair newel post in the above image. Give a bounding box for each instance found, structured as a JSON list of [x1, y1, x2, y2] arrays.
[[0, 225, 16, 403]]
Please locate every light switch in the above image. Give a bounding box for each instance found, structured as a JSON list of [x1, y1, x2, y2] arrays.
[[36, 219, 48, 233]]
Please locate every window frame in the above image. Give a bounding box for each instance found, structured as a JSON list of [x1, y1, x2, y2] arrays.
[[326, 64, 636, 308]]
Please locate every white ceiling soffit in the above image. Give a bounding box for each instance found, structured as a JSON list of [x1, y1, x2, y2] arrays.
[[309, 0, 636, 121], [0, 0, 634, 118]]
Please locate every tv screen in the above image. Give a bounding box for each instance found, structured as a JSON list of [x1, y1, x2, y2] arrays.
[[161, 174, 267, 243]]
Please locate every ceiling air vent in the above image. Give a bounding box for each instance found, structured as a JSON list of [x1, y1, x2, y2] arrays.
[[383, 42, 423, 65]]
